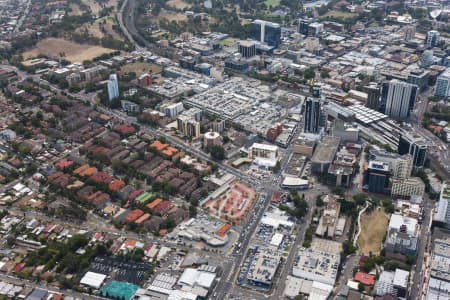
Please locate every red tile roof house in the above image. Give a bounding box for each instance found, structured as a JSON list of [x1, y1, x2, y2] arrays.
[[77, 185, 95, 199], [13, 263, 25, 273], [168, 207, 188, 225], [128, 189, 145, 202], [144, 216, 164, 232], [152, 200, 175, 215], [54, 158, 74, 169], [125, 209, 145, 223], [43, 224, 56, 233], [170, 177, 185, 187], [108, 179, 126, 191], [143, 243, 153, 257], [354, 271, 376, 286], [47, 171, 64, 182], [90, 171, 113, 184], [87, 191, 110, 208], [113, 123, 135, 136], [52, 174, 73, 188]]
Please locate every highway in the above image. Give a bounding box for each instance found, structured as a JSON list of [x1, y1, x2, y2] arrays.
[[117, 0, 142, 50], [118, 0, 182, 60]]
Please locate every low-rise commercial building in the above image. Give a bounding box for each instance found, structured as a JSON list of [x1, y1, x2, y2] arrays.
[[311, 136, 340, 174], [374, 269, 409, 298], [391, 177, 425, 198], [434, 181, 450, 228], [425, 237, 450, 300], [248, 143, 279, 160], [246, 246, 281, 288], [292, 244, 340, 286]]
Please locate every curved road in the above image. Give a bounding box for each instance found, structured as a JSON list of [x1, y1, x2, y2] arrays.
[[118, 0, 182, 59]]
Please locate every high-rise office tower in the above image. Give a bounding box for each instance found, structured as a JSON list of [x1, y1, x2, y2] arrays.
[[303, 97, 321, 134], [238, 40, 257, 58], [404, 25, 415, 41], [407, 69, 429, 91], [381, 80, 418, 119], [369, 149, 413, 179], [363, 83, 381, 110], [298, 18, 314, 35], [398, 133, 427, 170], [250, 20, 281, 47], [312, 84, 322, 98], [426, 30, 440, 48], [364, 161, 391, 194], [107, 74, 119, 101], [435, 68, 450, 98]]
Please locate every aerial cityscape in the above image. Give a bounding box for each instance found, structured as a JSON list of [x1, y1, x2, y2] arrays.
[[0, 0, 449, 300]]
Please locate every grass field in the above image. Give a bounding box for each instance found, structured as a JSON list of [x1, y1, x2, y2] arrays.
[[264, 0, 281, 7], [82, 0, 118, 15], [121, 62, 163, 74], [357, 208, 388, 255], [322, 11, 357, 20], [77, 16, 122, 41], [167, 0, 191, 9], [68, 3, 83, 16], [219, 37, 236, 47], [23, 38, 116, 63], [157, 10, 188, 22]]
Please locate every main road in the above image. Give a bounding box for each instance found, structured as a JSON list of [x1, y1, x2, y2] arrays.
[[409, 194, 434, 300], [102, 107, 261, 187], [0, 65, 260, 188], [0, 274, 104, 300]]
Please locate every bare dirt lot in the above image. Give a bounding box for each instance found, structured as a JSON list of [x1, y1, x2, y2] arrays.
[[167, 0, 191, 9], [68, 3, 83, 16], [157, 9, 188, 22], [23, 38, 116, 63], [120, 62, 162, 74], [357, 208, 389, 255]]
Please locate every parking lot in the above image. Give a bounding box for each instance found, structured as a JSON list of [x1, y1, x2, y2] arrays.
[[237, 246, 257, 285], [89, 256, 151, 284]]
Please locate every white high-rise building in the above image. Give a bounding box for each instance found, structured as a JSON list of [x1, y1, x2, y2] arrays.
[[107, 74, 119, 101], [426, 30, 440, 48], [381, 80, 418, 119]]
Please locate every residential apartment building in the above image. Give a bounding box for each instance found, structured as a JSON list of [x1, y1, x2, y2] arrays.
[[435, 68, 450, 98], [177, 115, 200, 139], [107, 74, 119, 101], [248, 143, 279, 160], [381, 80, 418, 119]]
